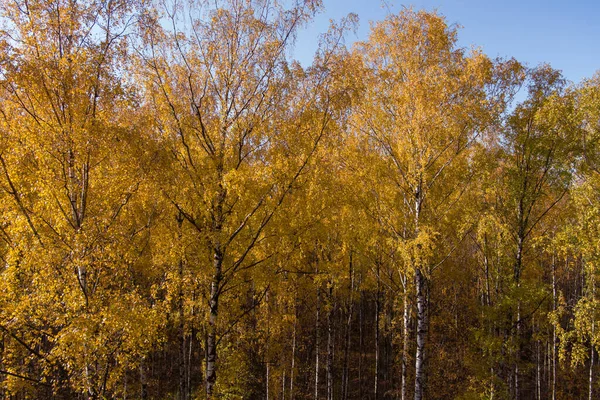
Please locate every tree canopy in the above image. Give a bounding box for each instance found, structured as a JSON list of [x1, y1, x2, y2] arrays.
[[0, 1, 598, 399]]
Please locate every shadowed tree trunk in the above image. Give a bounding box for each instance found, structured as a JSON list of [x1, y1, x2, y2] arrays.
[[326, 282, 334, 400]]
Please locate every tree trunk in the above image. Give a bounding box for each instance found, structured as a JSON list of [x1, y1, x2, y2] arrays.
[[537, 339, 541, 400], [590, 336, 595, 400], [177, 212, 187, 400], [384, 296, 392, 393], [290, 305, 297, 400], [375, 266, 381, 400], [515, 302, 520, 400], [140, 357, 148, 400], [282, 370, 286, 400], [342, 254, 354, 400], [552, 255, 557, 400], [266, 362, 270, 400], [326, 283, 334, 400], [315, 267, 321, 400], [342, 310, 352, 400], [402, 284, 410, 400], [514, 234, 524, 400], [589, 278, 595, 400], [484, 235, 491, 307], [413, 185, 427, 400], [414, 267, 427, 400], [188, 291, 197, 400], [205, 173, 225, 398], [359, 288, 364, 399], [188, 325, 195, 400], [545, 340, 549, 398], [179, 310, 187, 400], [205, 247, 223, 398]]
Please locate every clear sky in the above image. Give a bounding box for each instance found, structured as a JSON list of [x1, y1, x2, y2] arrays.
[[292, 0, 600, 84]]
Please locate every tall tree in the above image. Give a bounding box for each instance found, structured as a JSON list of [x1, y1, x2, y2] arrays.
[[135, 0, 355, 395], [351, 9, 518, 399], [0, 0, 162, 397], [499, 65, 578, 399], [551, 73, 600, 400]]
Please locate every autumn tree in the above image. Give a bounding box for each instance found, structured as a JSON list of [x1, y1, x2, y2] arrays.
[[548, 72, 600, 400], [0, 1, 598, 399], [0, 0, 163, 397], [350, 9, 520, 399], [497, 65, 579, 399], [134, 0, 357, 396]]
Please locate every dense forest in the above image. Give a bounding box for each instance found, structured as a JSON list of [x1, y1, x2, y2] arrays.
[[0, 0, 599, 399]]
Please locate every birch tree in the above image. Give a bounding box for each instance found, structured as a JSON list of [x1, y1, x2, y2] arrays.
[[0, 0, 162, 397], [351, 9, 518, 399], [135, 0, 354, 395]]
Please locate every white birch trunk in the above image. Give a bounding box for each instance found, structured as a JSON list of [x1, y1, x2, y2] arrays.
[[401, 282, 410, 400]]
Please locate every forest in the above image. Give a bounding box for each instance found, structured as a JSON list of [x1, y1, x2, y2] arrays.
[[0, 0, 599, 399]]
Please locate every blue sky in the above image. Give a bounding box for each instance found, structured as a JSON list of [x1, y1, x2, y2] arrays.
[[292, 0, 600, 84]]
